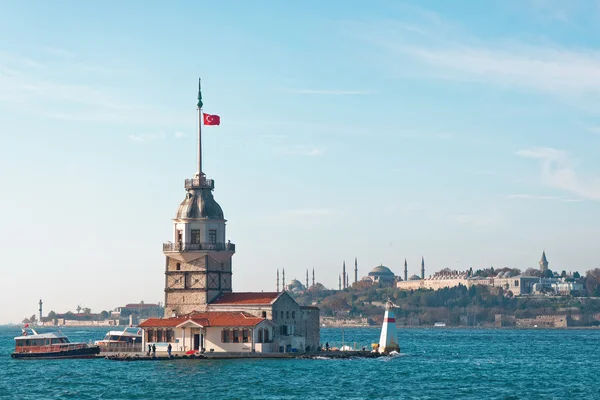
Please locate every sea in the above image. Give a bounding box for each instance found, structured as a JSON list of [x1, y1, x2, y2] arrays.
[[0, 326, 599, 399]]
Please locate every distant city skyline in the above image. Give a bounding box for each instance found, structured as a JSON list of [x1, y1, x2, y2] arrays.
[[2, 1, 600, 323]]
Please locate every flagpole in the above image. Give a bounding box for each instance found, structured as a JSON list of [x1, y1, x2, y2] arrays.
[[197, 78, 203, 180]]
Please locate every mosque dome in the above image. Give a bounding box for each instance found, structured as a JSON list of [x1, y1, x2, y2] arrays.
[[176, 189, 224, 220], [497, 271, 505, 278], [287, 279, 305, 292], [408, 274, 421, 281], [368, 265, 395, 277]]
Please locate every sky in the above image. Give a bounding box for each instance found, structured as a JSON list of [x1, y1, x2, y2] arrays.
[[2, 0, 600, 323]]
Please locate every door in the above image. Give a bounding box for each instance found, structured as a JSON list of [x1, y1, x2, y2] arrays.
[[193, 334, 200, 351]]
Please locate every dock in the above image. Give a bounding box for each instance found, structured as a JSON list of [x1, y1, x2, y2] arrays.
[[98, 350, 385, 361]]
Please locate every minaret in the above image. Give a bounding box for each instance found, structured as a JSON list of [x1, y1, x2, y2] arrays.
[[338, 274, 342, 291], [404, 258, 408, 281], [342, 261, 346, 289], [306, 269, 309, 290], [163, 79, 235, 316], [354, 257, 358, 285], [421, 257, 425, 280], [282, 268, 286, 291], [39, 299, 43, 323], [277, 269, 280, 292], [378, 300, 400, 354], [312, 268, 315, 287], [539, 251, 549, 272]]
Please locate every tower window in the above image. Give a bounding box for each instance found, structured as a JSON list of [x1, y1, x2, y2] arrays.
[[208, 229, 217, 244], [191, 230, 200, 244], [262, 311, 267, 318], [176, 263, 181, 271]]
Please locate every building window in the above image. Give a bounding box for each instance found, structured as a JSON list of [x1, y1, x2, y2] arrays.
[[515, 280, 519, 287], [176, 263, 181, 271], [281, 311, 283, 318], [166, 329, 174, 342], [147, 330, 154, 343], [191, 230, 200, 244], [286, 311, 289, 319], [208, 229, 217, 244], [258, 329, 263, 343], [221, 330, 230, 343], [242, 329, 249, 343], [262, 311, 267, 318], [177, 230, 183, 243], [291, 311, 295, 319], [157, 330, 163, 342], [232, 329, 240, 343]]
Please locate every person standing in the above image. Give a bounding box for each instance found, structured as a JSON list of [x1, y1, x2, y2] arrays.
[[152, 343, 156, 356], [167, 343, 172, 357]]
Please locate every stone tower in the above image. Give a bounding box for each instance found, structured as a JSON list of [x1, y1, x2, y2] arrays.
[[539, 251, 549, 272], [163, 80, 235, 317]]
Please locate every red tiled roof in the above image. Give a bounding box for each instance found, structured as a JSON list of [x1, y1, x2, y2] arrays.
[[138, 311, 266, 328], [210, 292, 281, 305]]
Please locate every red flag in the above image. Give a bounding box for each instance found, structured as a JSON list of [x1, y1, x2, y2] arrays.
[[203, 113, 220, 126]]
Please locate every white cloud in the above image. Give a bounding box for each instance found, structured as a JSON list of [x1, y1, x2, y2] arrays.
[[286, 89, 375, 95], [517, 147, 600, 200], [174, 131, 187, 138], [44, 46, 74, 58], [275, 145, 326, 156], [507, 194, 582, 202], [285, 208, 340, 218], [128, 132, 166, 143]]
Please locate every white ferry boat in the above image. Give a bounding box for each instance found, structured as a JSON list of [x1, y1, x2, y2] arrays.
[[94, 327, 142, 352]]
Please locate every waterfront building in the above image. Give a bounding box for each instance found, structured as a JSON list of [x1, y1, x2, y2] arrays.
[[141, 81, 319, 354]]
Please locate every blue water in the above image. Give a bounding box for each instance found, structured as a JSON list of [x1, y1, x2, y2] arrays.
[[1, 326, 599, 399]]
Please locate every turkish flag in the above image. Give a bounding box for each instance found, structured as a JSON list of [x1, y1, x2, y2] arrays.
[[203, 113, 220, 126]]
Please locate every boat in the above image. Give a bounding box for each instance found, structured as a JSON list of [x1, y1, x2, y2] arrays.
[[11, 328, 100, 359], [94, 327, 142, 352]]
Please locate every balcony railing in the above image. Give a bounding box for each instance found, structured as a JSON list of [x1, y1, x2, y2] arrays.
[[184, 178, 214, 189], [163, 242, 235, 252]]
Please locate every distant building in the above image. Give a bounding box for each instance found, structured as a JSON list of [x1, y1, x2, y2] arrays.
[[363, 265, 396, 287]]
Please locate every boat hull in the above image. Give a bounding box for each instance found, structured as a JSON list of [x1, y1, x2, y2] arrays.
[[11, 346, 100, 360]]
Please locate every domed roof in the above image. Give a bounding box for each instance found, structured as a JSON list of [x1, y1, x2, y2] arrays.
[[368, 265, 394, 276], [176, 188, 224, 220], [288, 279, 303, 288], [408, 274, 421, 281]]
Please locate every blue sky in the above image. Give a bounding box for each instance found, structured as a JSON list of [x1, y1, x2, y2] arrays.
[[2, 1, 600, 323]]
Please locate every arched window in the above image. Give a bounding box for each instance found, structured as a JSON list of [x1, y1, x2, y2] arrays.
[[176, 263, 181, 271], [258, 328, 263, 343]]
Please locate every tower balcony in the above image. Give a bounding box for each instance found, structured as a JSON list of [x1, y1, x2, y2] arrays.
[[185, 177, 214, 189], [163, 241, 235, 253]]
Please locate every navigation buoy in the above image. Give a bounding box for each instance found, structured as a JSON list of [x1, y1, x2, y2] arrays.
[[378, 300, 400, 354]]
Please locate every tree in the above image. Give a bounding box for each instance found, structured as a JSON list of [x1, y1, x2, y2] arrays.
[[99, 310, 110, 320], [82, 307, 91, 314], [524, 268, 542, 277], [76, 305, 82, 314], [585, 269, 600, 297], [574, 271, 581, 279], [543, 269, 554, 279]]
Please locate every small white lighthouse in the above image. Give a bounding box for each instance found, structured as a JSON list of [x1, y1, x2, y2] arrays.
[[378, 300, 400, 354]]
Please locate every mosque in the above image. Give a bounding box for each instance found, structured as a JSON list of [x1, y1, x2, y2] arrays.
[[139, 81, 320, 354]]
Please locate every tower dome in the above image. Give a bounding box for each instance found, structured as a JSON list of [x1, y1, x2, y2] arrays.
[[176, 186, 224, 220], [368, 265, 394, 277]]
